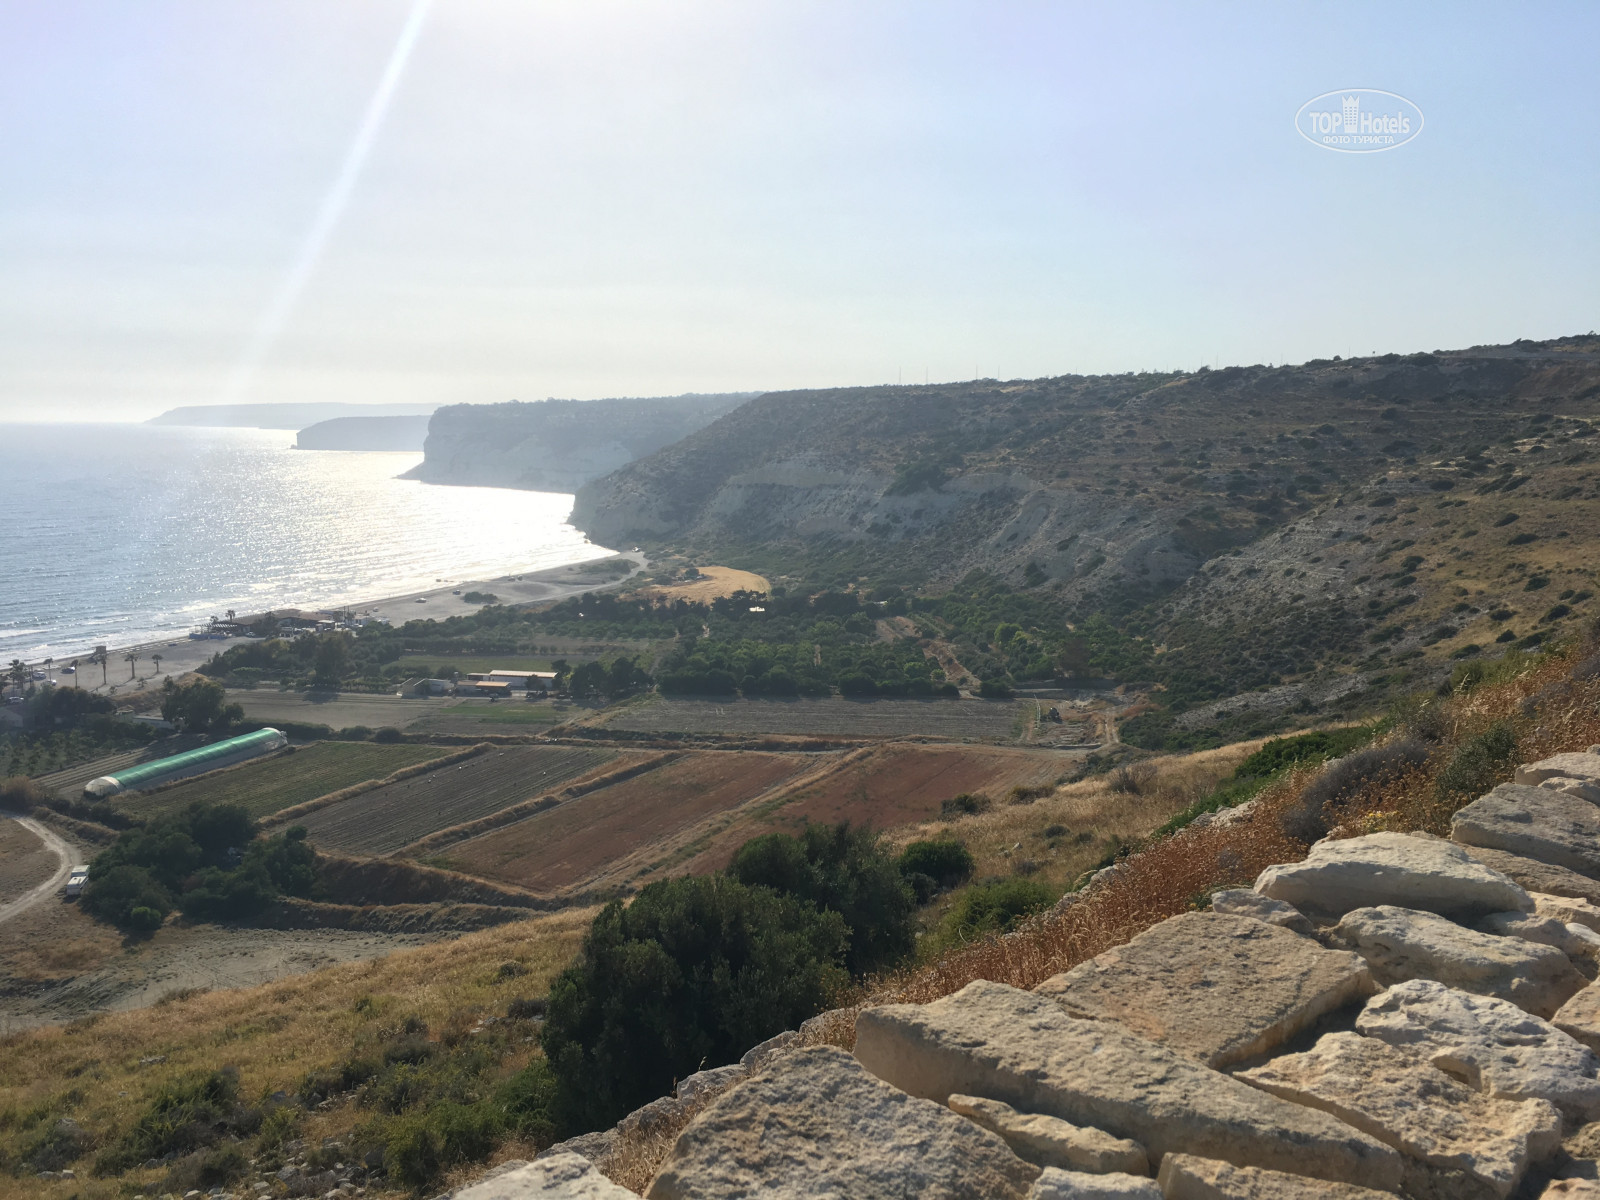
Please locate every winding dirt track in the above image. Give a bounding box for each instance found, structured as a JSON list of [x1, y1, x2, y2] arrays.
[[0, 817, 73, 925]]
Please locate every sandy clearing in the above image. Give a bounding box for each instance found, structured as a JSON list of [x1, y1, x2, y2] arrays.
[[636, 565, 770, 603], [0, 817, 73, 926]]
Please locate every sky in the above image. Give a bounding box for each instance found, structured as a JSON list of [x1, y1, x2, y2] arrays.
[[2, 1, 1597, 421]]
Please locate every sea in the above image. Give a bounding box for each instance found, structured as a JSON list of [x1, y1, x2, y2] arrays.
[[0, 423, 613, 662]]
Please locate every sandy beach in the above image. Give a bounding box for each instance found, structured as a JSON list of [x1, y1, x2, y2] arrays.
[[17, 552, 647, 699]]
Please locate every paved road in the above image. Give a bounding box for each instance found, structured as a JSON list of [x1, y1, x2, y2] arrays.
[[0, 816, 74, 925]]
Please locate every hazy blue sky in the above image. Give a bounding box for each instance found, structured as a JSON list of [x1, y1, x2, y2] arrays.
[[3, 1, 1596, 420]]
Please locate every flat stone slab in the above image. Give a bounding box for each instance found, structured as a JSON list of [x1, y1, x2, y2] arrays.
[[1333, 904, 1586, 1018], [452, 1155, 636, 1200], [1534, 891, 1600, 933], [1355, 979, 1600, 1121], [1555, 984, 1600, 1054], [1034, 912, 1372, 1067], [1255, 831, 1531, 919], [1518, 751, 1600, 788], [1156, 1154, 1397, 1199], [1210, 889, 1315, 934], [1543, 1181, 1600, 1198], [1238, 1031, 1560, 1199], [1027, 1170, 1160, 1199], [1452, 784, 1600, 880], [949, 1094, 1148, 1175], [1482, 910, 1600, 959], [1459, 846, 1600, 906], [853, 979, 1403, 1192], [646, 1045, 1039, 1200]]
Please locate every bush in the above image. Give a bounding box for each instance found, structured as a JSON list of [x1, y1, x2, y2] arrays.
[[977, 678, 1014, 699], [0, 775, 48, 812], [1436, 721, 1518, 802], [897, 839, 974, 903], [1107, 762, 1157, 794], [540, 874, 848, 1131], [935, 878, 1055, 946], [1281, 739, 1431, 842], [94, 1069, 245, 1174], [940, 792, 991, 817], [728, 822, 915, 976]]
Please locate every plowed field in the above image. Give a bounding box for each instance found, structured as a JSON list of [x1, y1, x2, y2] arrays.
[[296, 745, 614, 856], [603, 696, 1028, 740], [121, 741, 449, 820], [682, 743, 1075, 871], [444, 751, 815, 893]]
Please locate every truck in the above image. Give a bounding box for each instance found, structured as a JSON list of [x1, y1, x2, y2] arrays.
[[64, 866, 89, 898]]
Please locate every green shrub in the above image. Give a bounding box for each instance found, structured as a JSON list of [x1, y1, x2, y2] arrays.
[[94, 1070, 245, 1175], [940, 792, 991, 817], [540, 874, 848, 1131], [1436, 721, 1518, 802], [934, 878, 1055, 947], [728, 822, 915, 976], [897, 839, 975, 903]]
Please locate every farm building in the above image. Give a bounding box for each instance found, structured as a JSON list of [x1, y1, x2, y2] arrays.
[[487, 670, 556, 691], [457, 679, 513, 697], [83, 727, 288, 798]]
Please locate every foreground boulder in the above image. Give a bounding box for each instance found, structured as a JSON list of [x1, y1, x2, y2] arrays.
[[1516, 750, 1600, 789], [1155, 1153, 1397, 1199], [1451, 785, 1600, 879], [1034, 912, 1371, 1067], [1254, 831, 1531, 919], [1027, 1170, 1161, 1199], [1354, 979, 1600, 1121], [1555, 985, 1600, 1053], [451, 1154, 636, 1199], [1332, 904, 1586, 1018], [1237, 1031, 1560, 1199], [1458, 846, 1600, 907], [1209, 889, 1315, 934], [1481, 910, 1600, 959], [646, 1045, 1039, 1199], [1533, 892, 1600, 934], [948, 1094, 1148, 1174], [853, 979, 1403, 1191]]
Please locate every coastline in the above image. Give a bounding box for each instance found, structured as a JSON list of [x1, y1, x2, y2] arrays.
[[17, 552, 646, 699]]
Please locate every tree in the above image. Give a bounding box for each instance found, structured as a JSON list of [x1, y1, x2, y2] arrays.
[[728, 822, 916, 977], [151, 653, 163, 678], [541, 875, 847, 1130], [161, 678, 243, 733], [91, 648, 108, 688], [6, 660, 24, 694], [125, 652, 140, 681], [312, 634, 351, 689]]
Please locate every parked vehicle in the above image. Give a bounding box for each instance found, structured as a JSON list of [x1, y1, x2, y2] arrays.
[[65, 866, 89, 898]]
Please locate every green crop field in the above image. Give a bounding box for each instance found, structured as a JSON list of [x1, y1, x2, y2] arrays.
[[119, 741, 450, 820], [408, 702, 565, 733], [396, 654, 557, 677]]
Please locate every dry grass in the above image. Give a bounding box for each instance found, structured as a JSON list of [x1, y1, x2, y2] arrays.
[[636, 566, 771, 604], [0, 909, 595, 1200]]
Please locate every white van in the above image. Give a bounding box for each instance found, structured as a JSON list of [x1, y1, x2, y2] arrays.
[[65, 866, 89, 898]]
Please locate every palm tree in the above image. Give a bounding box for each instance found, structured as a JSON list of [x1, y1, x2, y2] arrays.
[[70, 659, 80, 687], [151, 653, 163, 678], [125, 652, 140, 681], [6, 660, 24, 695], [93, 650, 108, 688], [43, 657, 53, 682], [226, 609, 236, 622]]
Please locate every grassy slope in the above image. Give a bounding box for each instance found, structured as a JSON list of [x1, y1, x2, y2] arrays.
[[0, 910, 594, 1200], [118, 742, 450, 821]]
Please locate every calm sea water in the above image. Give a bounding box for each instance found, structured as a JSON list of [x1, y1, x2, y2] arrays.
[[0, 424, 612, 661]]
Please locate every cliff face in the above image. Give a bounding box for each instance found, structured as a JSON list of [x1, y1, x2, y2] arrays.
[[295, 415, 432, 451], [404, 394, 758, 494], [570, 338, 1600, 604]]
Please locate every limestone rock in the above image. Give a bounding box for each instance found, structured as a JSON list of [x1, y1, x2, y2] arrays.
[[1254, 831, 1531, 919], [1027, 1169, 1161, 1199], [1034, 912, 1372, 1067], [646, 1046, 1039, 1200], [1535, 892, 1600, 934], [1555, 985, 1600, 1053], [948, 1094, 1148, 1174], [1209, 889, 1315, 934], [1482, 910, 1600, 958], [451, 1154, 637, 1199], [1451, 784, 1600, 879], [738, 1030, 798, 1072], [1355, 979, 1600, 1121], [1332, 904, 1586, 1018], [1155, 1153, 1397, 1199], [852, 979, 1403, 1191], [537, 1131, 617, 1167], [1237, 1031, 1560, 1198], [673, 1064, 743, 1104], [1542, 1181, 1600, 1198], [1518, 752, 1600, 789], [1459, 846, 1600, 906]]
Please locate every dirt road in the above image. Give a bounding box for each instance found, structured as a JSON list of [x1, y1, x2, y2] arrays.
[[0, 817, 73, 925]]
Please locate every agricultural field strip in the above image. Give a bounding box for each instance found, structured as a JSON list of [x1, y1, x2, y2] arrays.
[[118, 742, 451, 820], [34, 750, 149, 798], [606, 697, 1030, 740], [294, 745, 614, 857], [446, 749, 838, 894]]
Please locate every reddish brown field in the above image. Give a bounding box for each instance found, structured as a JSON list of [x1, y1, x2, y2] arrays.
[[682, 743, 1075, 872], [442, 751, 817, 894]]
